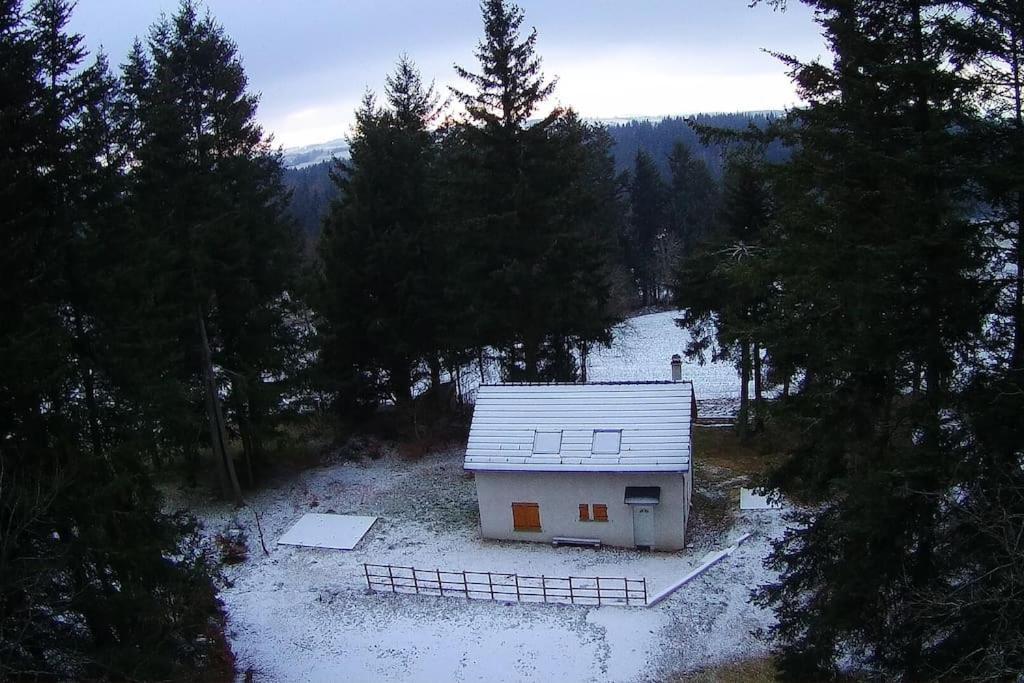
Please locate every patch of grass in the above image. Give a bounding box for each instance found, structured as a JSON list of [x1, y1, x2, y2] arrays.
[[693, 426, 784, 480], [672, 657, 777, 683]]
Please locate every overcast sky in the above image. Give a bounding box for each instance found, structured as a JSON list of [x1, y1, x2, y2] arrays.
[[68, 1, 826, 149]]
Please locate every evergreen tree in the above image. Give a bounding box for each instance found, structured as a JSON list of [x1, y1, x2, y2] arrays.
[[667, 140, 719, 253], [125, 0, 299, 496], [672, 149, 772, 439], [0, 1, 230, 678], [317, 57, 447, 413], [447, 0, 621, 381], [748, 1, 992, 678], [626, 150, 668, 307]]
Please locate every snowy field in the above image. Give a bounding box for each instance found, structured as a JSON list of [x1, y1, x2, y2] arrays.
[[460, 310, 745, 418], [587, 310, 744, 418], [174, 309, 776, 682], [180, 449, 786, 682]]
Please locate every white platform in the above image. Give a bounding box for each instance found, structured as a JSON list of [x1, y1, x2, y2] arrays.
[[739, 488, 784, 511], [277, 513, 378, 550]]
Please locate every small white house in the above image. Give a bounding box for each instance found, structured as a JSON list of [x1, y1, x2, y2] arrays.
[[464, 359, 695, 551]]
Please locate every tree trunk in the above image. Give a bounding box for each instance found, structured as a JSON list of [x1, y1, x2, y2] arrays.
[[579, 341, 589, 383], [1012, 21, 1024, 371], [428, 355, 443, 408], [389, 360, 413, 412], [232, 375, 256, 487], [523, 338, 540, 381], [198, 306, 242, 504], [737, 340, 751, 440], [753, 341, 764, 432]]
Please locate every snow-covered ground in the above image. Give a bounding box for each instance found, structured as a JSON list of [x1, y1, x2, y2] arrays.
[[587, 310, 744, 418], [458, 310, 745, 418], [174, 309, 776, 682], [177, 448, 785, 682]]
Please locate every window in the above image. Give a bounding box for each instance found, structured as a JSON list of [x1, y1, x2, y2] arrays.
[[512, 502, 541, 531], [579, 503, 609, 522], [533, 430, 562, 454], [591, 430, 622, 454]]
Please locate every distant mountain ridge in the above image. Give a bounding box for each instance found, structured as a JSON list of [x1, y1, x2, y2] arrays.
[[281, 111, 789, 241], [281, 138, 349, 169], [279, 110, 786, 170]]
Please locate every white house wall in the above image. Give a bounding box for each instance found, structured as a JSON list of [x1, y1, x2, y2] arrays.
[[473, 471, 689, 551]]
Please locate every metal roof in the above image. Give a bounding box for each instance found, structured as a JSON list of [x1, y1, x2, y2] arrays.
[[464, 382, 693, 473]]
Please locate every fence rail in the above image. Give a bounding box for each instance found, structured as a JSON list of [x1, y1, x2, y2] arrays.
[[364, 563, 647, 607]]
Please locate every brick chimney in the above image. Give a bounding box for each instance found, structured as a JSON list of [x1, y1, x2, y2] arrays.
[[671, 354, 682, 382]]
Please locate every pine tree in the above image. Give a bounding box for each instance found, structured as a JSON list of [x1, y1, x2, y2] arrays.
[[317, 57, 447, 413], [126, 0, 299, 496], [667, 140, 719, 254], [749, 1, 991, 678], [447, 0, 620, 381], [626, 150, 668, 307], [672, 149, 772, 439], [0, 1, 230, 678]]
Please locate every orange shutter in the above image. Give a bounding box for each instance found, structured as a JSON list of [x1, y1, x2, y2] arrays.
[[579, 504, 590, 521], [593, 504, 608, 522], [512, 502, 541, 531]]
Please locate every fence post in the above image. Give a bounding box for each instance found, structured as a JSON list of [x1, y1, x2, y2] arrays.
[[569, 577, 575, 605], [364, 563, 371, 590], [436, 569, 443, 596], [514, 573, 521, 601], [412, 567, 419, 594], [642, 578, 648, 605], [387, 564, 395, 593], [541, 575, 547, 603], [487, 572, 494, 600], [462, 571, 468, 599]]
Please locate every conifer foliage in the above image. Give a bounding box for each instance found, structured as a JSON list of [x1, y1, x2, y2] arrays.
[[444, 0, 622, 381], [730, 1, 1020, 679], [124, 1, 300, 497], [317, 57, 447, 411], [0, 1, 232, 678]]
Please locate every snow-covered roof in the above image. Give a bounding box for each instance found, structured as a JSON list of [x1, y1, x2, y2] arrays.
[[464, 382, 693, 473]]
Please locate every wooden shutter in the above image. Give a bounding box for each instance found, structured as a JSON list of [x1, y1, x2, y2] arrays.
[[593, 504, 608, 522], [579, 504, 590, 521], [512, 502, 541, 531]]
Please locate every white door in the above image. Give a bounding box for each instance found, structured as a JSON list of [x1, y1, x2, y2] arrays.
[[632, 504, 655, 549]]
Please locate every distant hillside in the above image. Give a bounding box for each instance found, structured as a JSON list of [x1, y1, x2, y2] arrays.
[[281, 138, 349, 169], [605, 111, 788, 178], [283, 161, 336, 244], [282, 111, 790, 244]]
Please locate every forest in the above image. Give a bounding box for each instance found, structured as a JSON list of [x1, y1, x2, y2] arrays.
[[1, 0, 1022, 681]]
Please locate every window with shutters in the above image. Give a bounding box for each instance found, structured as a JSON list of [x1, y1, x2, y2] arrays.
[[579, 503, 609, 522], [512, 502, 541, 531]]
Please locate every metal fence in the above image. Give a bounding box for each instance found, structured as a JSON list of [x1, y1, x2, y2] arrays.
[[364, 563, 647, 606]]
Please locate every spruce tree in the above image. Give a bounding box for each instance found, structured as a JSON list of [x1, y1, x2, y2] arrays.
[[667, 140, 719, 254], [317, 57, 447, 413], [125, 0, 299, 495], [672, 149, 772, 439], [0, 1, 230, 678], [748, 1, 991, 678], [448, 0, 620, 381], [626, 150, 668, 307]]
